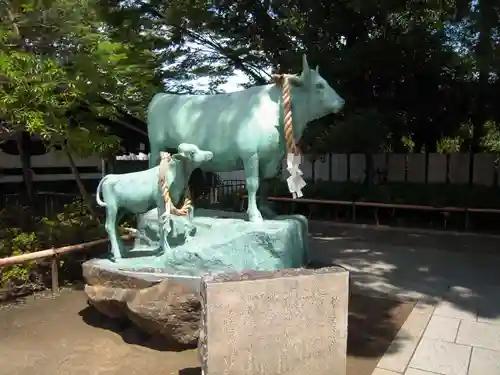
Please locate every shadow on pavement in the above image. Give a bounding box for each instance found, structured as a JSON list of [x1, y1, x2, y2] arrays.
[[79, 305, 193, 352], [309, 221, 500, 330]]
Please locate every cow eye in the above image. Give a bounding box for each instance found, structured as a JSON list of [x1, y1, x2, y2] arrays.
[[316, 83, 324, 89]]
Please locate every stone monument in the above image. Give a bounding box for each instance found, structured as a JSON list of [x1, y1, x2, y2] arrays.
[[84, 54, 345, 347], [199, 267, 349, 375]]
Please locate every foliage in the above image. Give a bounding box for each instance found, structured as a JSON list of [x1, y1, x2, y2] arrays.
[[318, 108, 392, 154], [0, 229, 38, 288], [480, 121, 500, 154], [436, 137, 463, 153], [93, 0, 500, 156], [1, 0, 500, 157], [94, 0, 496, 154], [2, 0, 500, 174], [0, 0, 167, 155], [0, 200, 107, 293]]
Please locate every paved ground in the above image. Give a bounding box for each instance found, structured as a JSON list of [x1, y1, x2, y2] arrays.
[[0, 286, 412, 375], [309, 222, 500, 375], [2, 221, 500, 375], [0, 289, 198, 375]]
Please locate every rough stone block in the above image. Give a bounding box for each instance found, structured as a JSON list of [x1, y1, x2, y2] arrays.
[[92, 210, 309, 277], [166, 214, 309, 275], [199, 267, 349, 375], [84, 275, 201, 347]]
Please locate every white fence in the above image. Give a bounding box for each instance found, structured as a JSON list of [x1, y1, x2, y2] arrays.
[[222, 153, 500, 186], [1, 150, 499, 186], [0, 150, 102, 183]]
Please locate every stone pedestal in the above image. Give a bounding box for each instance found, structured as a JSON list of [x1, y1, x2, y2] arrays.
[[199, 267, 349, 375], [83, 260, 201, 347], [83, 209, 311, 347], [164, 213, 308, 275], [87, 210, 309, 276]]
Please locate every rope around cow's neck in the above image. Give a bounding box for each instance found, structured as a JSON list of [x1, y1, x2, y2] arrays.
[[159, 153, 192, 217], [272, 73, 299, 155], [272, 73, 306, 199]]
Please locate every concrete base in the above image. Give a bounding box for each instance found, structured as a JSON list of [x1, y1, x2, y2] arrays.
[[83, 209, 310, 346]]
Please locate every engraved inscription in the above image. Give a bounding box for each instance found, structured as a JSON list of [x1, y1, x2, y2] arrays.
[[202, 270, 349, 375]]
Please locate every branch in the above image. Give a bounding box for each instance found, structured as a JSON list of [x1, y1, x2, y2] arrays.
[[0, 124, 15, 143], [138, 1, 269, 84]]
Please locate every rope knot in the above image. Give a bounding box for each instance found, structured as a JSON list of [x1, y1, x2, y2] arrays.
[[158, 152, 192, 217]]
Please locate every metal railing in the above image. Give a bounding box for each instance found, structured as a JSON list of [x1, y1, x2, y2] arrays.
[[0, 234, 134, 294], [242, 195, 500, 231], [0, 191, 89, 217], [209, 180, 246, 203], [1, 182, 246, 217]]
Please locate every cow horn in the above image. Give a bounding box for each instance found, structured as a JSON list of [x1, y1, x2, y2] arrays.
[[302, 54, 310, 73]]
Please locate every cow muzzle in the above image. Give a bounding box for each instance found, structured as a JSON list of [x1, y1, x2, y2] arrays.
[[332, 98, 345, 113]]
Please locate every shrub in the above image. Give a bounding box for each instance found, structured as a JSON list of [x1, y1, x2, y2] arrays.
[[0, 200, 107, 299]]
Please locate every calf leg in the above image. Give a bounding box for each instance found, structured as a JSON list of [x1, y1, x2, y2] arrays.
[[156, 192, 171, 256], [243, 153, 263, 223], [104, 203, 122, 261]]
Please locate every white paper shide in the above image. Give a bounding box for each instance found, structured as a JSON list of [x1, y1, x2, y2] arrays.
[[286, 153, 306, 199]]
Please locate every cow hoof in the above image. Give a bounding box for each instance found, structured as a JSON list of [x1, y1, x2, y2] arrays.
[[259, 204, 277, 219], [247, 210, 264, 223]]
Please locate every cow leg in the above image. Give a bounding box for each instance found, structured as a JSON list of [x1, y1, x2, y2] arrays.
[[148, 145, 161, 169], [104, 203, 122, 261], [257, 179, 277, 219], [258, 159, 281, 219], [243, 153, 263, 223]]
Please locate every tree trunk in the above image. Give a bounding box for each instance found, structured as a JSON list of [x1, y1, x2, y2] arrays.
[[16, 132, 34, 206], [63, 145, 100, 221], [7, 8, 35, 206], [364, 153, 375, 185]]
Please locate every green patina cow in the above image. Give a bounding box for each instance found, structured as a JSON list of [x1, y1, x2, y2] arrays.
[[146, 55, 345, 223]]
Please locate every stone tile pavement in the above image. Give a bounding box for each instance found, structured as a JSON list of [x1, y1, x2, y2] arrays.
[[307, 221, 500, 375], [374, 292, 500, 375]]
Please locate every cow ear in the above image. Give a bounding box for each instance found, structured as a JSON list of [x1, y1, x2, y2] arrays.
[[173, 152, 188, 161]]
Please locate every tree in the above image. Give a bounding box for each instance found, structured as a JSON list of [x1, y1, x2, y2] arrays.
[[98, 0, 485, 155], [0, 0, 167, 214]]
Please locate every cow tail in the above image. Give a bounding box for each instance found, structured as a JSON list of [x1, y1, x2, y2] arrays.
[[95, 176, 108, 207]]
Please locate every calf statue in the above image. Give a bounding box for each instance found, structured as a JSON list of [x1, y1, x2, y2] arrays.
[[96, 143, 213, 261], [147, 54, 345, 222]]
